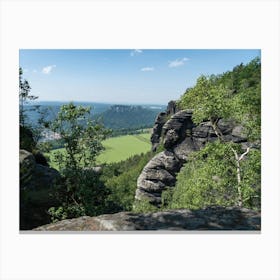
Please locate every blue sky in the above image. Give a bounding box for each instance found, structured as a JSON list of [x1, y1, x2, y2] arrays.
[[19, 49, 260, 105]]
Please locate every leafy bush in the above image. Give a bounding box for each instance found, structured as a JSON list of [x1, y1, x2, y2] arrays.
[[101, 151, 155, 212], [168, 142, 261, 210], [133, 198, 158, 213], [45, 103, 111, 222]]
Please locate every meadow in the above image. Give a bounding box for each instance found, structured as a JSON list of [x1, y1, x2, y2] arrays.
[[46, 133, 151, 169]]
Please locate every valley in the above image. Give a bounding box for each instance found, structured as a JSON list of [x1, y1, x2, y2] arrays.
[[19, 51, 261, 232]]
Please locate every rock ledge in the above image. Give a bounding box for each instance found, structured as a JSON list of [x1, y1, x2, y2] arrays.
[[33, 207, 260, 231]]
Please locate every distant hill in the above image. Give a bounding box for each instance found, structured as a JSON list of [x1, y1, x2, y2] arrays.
[[24, 101, 112, 125], [94, 104, 164, 130], [24, 101, 165, 131]]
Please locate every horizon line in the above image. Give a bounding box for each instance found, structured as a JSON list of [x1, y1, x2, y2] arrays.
[[29, 100, 167, 106]]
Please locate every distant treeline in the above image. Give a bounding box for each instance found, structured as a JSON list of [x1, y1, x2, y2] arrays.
[[94, 105, 162, 130], [110, 127, 152, 137], [24, 103, 163, 133]]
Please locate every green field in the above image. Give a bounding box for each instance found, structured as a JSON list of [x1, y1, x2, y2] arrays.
[[46, 133, 151, 169], [97, 133, 151, 163]]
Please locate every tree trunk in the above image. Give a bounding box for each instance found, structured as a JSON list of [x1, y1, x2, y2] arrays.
[[210, 118, 224, 141], [230, 146, 250, 207], [210, 118, 250, 207]]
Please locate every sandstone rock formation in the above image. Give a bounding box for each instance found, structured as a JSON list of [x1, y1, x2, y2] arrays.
[[150, 100, 179, 152], [20, 149, 60, 190], [166, 100, 178, 115], [20, 149, 61, 229], [33, 207, 260, 231], [136, 109, 250, 207], [20, 149, 37, 185], [20, 125, 36, 151], [150, 112, 167, 152]]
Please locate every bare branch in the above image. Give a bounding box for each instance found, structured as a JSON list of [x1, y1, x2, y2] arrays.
[[239, 147, 250, 162]]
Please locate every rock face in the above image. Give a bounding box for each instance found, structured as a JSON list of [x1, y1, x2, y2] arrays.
[[20, 149, 60, 190], [136, 109, 250, 206], [162, 110, 194, 149], [136, 151, 181, 205], [20, 149, 37, 185], [150, 100, 179, 152], [20, 149, 61, 230], [33, 207, 260, 231], [166, 100, 178, 115], [150, 112, 167, 152], [20, 125, 36, 152]]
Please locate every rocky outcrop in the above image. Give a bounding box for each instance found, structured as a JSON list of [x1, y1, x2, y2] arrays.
[[150, 112, 167, 152], [20, 149, 61, 230], [33, 207, 260, 231], [162, 110, 194, 149], [33, 151, 49, 166], [20, 125, 36, 152], [20, 149, 60, 190], [136, 109, 250, 206], [150, 100, 179, 152], [136, 151, 182, 205], [166, 100, 178, 115], [20, 149, 37, 185]]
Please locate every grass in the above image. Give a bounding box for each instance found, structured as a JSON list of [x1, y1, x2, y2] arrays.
[[46, 133, 151, 169], [97, 133, 151, 164]]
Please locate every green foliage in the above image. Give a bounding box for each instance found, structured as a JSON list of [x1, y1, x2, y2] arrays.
[[48, 205, 85, 223], [51, 102, 109, 170], [161, 187, 174, 208], [232, 83, 261, 141], [36, 141, 52, 153], [170, 142, 236, 209], [104, 168, 140, 212], [109, 127, 152, 137], [47, 105, 153, 222], [179, 57, 261, 141], [168, 142, 261, 210], [47, 103, 111, 222], [47, 167, 112, 222], [19, 67, 43, 152], [173, 57, 261, 210], [238, 148, 261, 209], [19, 67, 38, 127], [101, 151, 155, 212], [179, 75, 231, 125], [133, 198, 158, 213], [227, 57, 261, 141]]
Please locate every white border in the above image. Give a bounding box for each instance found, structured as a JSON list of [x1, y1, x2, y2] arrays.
[[1, 1, 279, 280]]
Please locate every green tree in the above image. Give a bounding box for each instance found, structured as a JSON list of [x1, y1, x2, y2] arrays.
[[169, 141, 260, 210], [19, 67, 38, 127], [51, 102, 109, 170], [101, 151, 155, 212], [179, 75, 231, 133], [178, 57, 261, 207], [48, 102, 111, 220], [19, 67, 41, 152]]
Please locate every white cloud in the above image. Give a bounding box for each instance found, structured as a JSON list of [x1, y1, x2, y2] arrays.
[[130, 49, 143, 56], [168, 57, 189, 68], [42, 65, 56, 74], [141, 67, 154, 72], [33, 69, 37, 73]]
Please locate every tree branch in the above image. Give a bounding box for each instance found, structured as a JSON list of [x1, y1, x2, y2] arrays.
[[238, 147, 250, 162]]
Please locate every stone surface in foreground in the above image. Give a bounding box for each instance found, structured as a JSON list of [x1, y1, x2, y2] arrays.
[[33, 207, 261, 231]]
